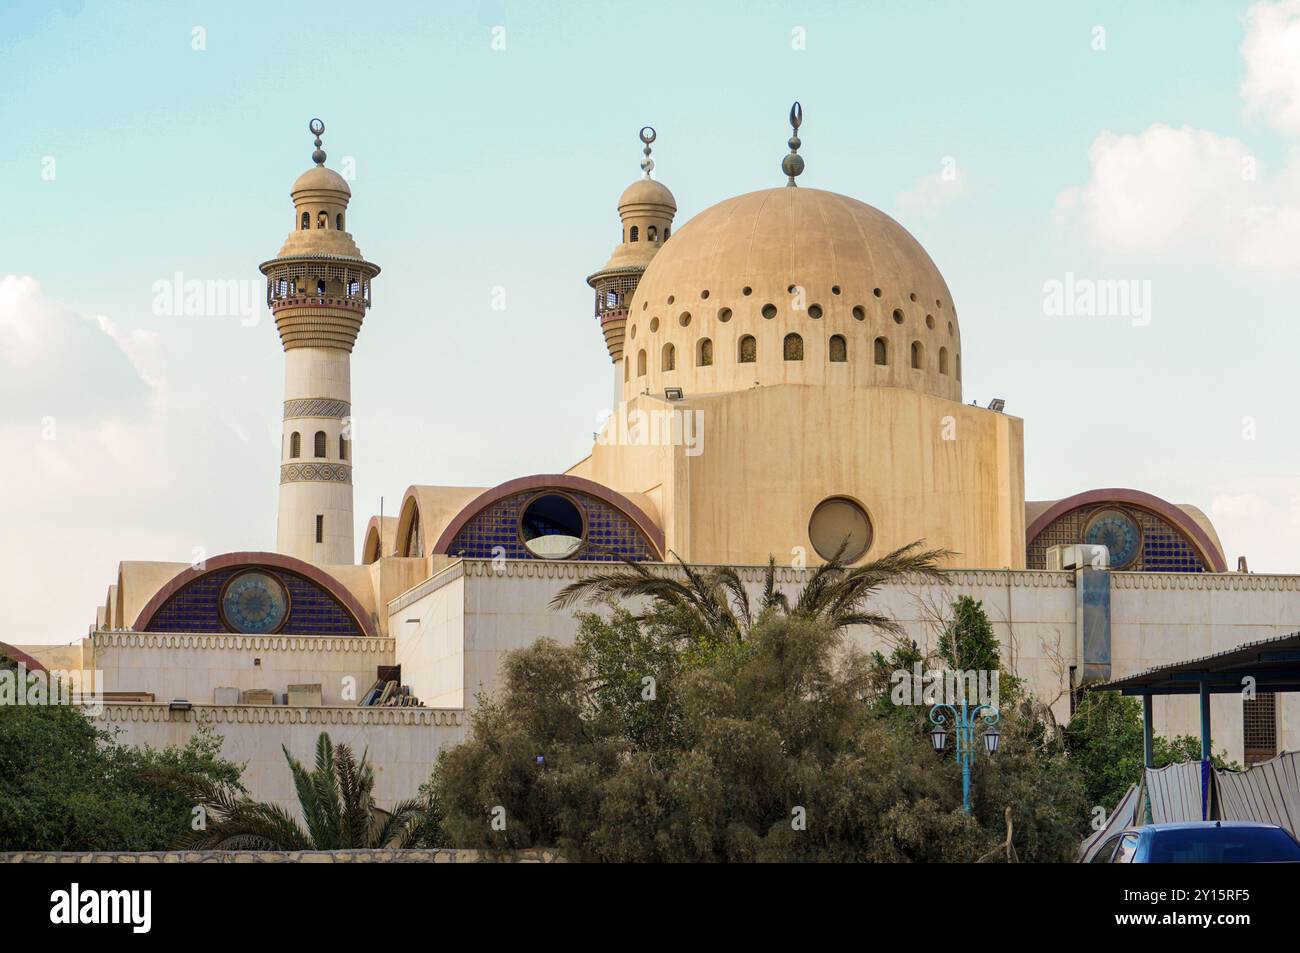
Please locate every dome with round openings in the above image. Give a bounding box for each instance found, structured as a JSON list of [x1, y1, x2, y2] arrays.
[[623, 185, 960, 402]]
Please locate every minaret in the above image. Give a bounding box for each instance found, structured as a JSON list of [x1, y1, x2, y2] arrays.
[[260, 120, 380, 566], [586, 127, 677, 405]]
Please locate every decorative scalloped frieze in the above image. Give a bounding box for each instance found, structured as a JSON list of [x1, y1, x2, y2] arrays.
[[91, 632, 393, 653], [454, 558, 1075, 589], [1112, 572, 1300, 592], [94, 704, 462, 727]]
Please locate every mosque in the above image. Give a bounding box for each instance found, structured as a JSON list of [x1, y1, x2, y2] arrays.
[[15, 110, 1298, 808]]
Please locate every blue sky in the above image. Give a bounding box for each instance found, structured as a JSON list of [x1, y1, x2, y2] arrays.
[[5, 0, 1300, 639]]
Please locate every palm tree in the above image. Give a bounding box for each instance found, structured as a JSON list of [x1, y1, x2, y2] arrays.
[[551, 540, 950, 642], [153, 732, 431, 850]]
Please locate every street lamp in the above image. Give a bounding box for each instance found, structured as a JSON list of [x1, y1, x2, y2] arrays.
[[928, 699, 1000, 814]]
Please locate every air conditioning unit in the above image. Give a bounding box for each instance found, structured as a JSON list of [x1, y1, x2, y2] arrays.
[[1046, 544, 1109, 571]]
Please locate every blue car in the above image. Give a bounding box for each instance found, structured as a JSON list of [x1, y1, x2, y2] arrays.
[[1090, 821, 1300, 862]]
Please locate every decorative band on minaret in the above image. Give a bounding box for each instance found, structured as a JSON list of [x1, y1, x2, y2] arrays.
[[259, 120, 381, 566]]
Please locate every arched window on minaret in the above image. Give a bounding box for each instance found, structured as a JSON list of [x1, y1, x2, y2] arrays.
[[662, 342, 675, 371], [637, 349, 646, 376], [336, 213, 344, 231], [314, 431, 327, 458], [647, 225, 658, 242], [339, 435, 348, 460], [317, 211, 327, 229], [289, 432, 301, 458], [301, 212, 310, 230], [629, 226, 639, 243]]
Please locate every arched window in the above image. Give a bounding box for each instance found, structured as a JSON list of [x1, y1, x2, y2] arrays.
[[939, 347, 949, 375], [300, 212, 310, 230], [339, 435, 348, 460], [648, 225, 658, 242], [697, 337, 713, 367], [314, 430, 327, 458], [405, 507, 423, 558], [829, 334, 847, 362], [637, 349, 647, 376], [873, 337, 888, 365], [289, 431, 301, 458], [624, 357, 630, 382], [317, 211, 327, 229], [630, 225, 639, 243], [956, 353, 962, 380], [316, 278, 326, 295], [783, 333, 804, 361], [738, 335, 757, 363], [663, 227, 670, 239], [662, 342, 676, 371], [911, 341, 924, 370], [336, 213, 344, 231]]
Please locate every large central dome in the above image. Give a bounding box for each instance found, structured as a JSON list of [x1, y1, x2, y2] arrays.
[[621, 187, 962, 403]]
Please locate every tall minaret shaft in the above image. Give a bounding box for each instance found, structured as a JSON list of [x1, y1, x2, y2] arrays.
[[260, 120, 380, 565]]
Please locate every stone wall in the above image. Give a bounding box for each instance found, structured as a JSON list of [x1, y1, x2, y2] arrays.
[[1, 849, 560, 863], [96, 704, 467, 813]]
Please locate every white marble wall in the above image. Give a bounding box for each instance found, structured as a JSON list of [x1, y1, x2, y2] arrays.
[[92, 632, 395, 706], [96, 704, 466, 814], [392, 561, 1300, 768]]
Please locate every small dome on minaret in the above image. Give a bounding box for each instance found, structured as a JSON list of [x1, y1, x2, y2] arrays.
[[587, 127, 678, 374]]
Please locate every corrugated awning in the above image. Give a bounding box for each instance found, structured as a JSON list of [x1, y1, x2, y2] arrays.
[[1091, 630, 1300, 696]]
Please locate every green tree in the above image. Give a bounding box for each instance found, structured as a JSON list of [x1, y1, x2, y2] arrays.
[[938, 595, 1002, 672], [157, 732, 432, 850], [433, 609, 1088, 862], [0, 664, 245, 851]]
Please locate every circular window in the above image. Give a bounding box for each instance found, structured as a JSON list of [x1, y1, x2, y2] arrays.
[[650, 317, 660, 332], [629, 324, 637, 339], [700, 289, 710, 299], [1083, 508, 1143, 569], [679, 311, 692, 327], [519, 493, 585, 559], [717, 307, 733, 322], [832, 285, 841, 295], [873, 288, 882, 298], [742, 286, 753, 296], [762, 303, 778, 319], [852, 305, 866, 321], [808, 304, 823, 319], [926, 314, 935, 330], [220, 570, 290, 634], [892, 309, 905, 324], [809, 497, 873, 563], [909, 292, 918, 302], [667, 295, 675, 305]]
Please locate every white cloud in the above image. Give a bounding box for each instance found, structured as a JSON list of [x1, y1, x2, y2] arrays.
[[1210, 478, 1300, 572], [1241, 0, 1300, 133], [1056, 123, 1300, 272], [0, 277, 273, 641], [1057, 3, 1300, 273], [895, 163, 968, 217]]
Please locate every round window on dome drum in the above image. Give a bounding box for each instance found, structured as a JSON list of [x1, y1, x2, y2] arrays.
[[519, 493, 585, 559], [808, 497, 873, 562]]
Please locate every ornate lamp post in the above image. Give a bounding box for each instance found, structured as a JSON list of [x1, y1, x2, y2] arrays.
[[928, 699, 1000, 814]]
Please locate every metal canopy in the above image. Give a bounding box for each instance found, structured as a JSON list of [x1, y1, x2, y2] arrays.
[[1091, 630, 1300, 696]]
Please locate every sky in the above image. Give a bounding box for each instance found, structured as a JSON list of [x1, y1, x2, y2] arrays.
[[5, 0, 1300, 642]]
